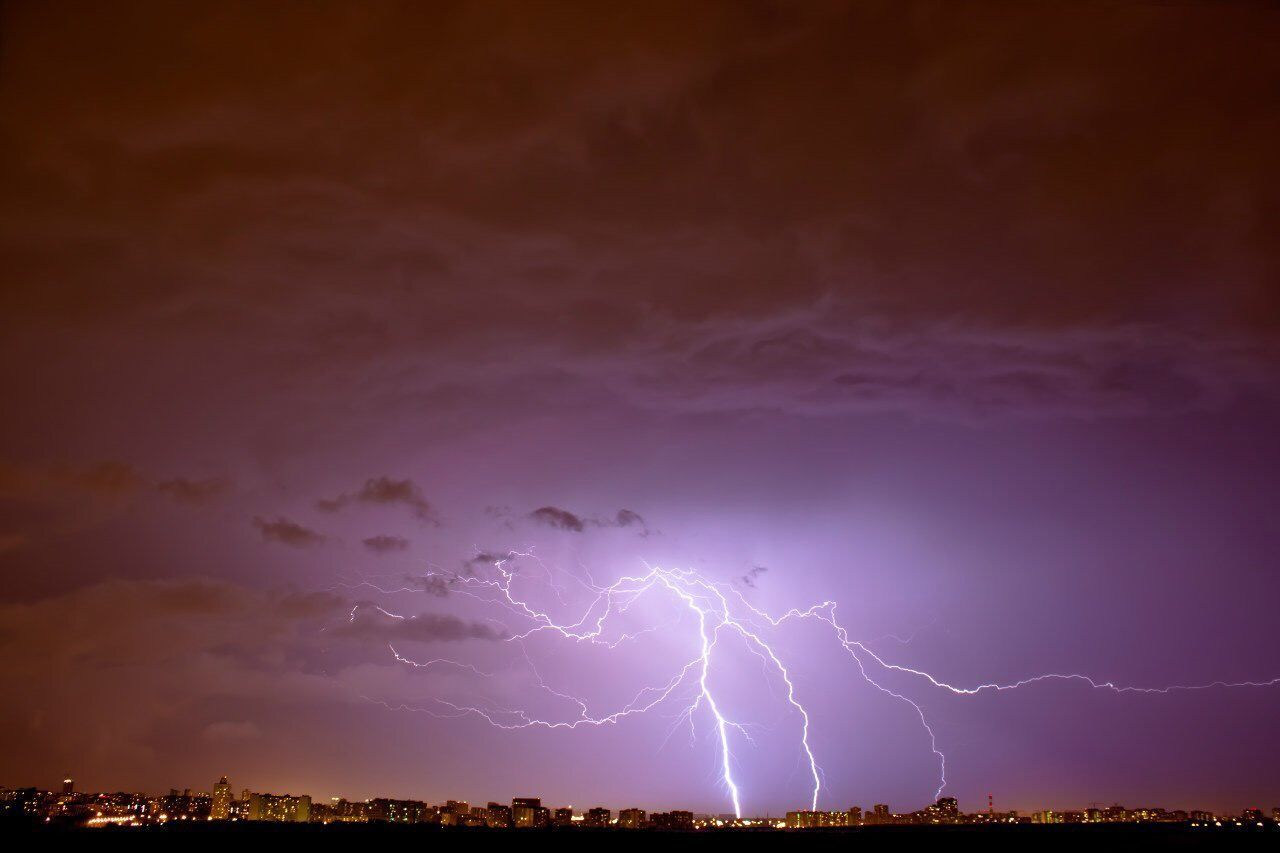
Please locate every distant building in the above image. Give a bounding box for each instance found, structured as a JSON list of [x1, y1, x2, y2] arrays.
[[930, 797, 958, 821], [322, 798, 370, 823], [847, 806, 862, 825], [512, 797, 536, 827], [617, 807, 646, 829], [88, 791, 149, 823], [1, 788, 42, 817], [512, 797, 548, 828], [785, 810, 848, 828], [436, 800, 469, 826], [865, 803, 891, 825], [486, 802, 512, 828], [211, 777, 232, 820], [368, 798, 429, 824], [553, 807, 574, 826], [247, 792, 311, 823], [649, 810, 693, 830], [153, 790, 212, 820], [584, 806, 611, 827], [61, 778, 75, 796]]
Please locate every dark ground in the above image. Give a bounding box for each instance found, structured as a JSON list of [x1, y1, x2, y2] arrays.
[[3, 821, 1277, 849]]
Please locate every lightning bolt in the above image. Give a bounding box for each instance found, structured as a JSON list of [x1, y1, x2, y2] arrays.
[[358, 557, 1278, 817]]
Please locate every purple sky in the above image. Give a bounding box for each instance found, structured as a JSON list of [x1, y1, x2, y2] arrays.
[[1, 1, 1278, 816]]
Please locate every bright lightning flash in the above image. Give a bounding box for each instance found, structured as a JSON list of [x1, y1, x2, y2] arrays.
[[351, 556, 1279, 817]]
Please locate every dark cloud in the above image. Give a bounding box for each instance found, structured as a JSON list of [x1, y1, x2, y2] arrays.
[[0, 461, 231, 506], [463, 550, 518, 572], [0, 576, 350, 685], [0, 578, 415, 785], [614, 509, 645, 528], [318, 477, 436, 523], [614, 315, 1272, 421], [740, 565, 768, 589], [340, 607, 506, 643], [0, 0, 1274, 457], [415, 575, 452, 598], [529, 506, 586, 532], [362, 534, 410, 554], [75, 464, 232, 503], [76, 461, 145, 495], [252, 516, 326, 548], [607, 509, 650, 536], [483, 505, 515, 530], [156, 476, 230, 504], [528, 506, 650, 534], [273, 591, 347, 621]]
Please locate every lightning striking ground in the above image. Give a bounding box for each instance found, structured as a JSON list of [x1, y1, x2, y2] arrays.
[[353, 557, 1278, 817]]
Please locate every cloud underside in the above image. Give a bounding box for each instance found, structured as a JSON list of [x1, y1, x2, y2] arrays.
[[612, 317, 1270, 421], [0, 2, 1275, 433], [253, 516, 326, 547], [529, 507, 648, 533], [363, 534, 410, 553], [0, 578, 504, 773], [318, 477, 436, 522], [340, 609, 507, 643]]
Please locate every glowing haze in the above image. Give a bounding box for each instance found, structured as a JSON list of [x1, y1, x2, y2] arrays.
[[1, 0, 1278, 817]]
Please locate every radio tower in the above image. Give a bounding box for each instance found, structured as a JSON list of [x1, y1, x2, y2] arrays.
[[988, 794, 994, 816]]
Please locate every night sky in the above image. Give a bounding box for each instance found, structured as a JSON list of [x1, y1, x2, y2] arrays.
[[2, 1, 1278, 817]]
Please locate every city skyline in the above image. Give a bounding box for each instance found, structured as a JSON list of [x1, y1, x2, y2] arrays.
[[6, 774, 1277, 830], [2, 0, 1278, 819]]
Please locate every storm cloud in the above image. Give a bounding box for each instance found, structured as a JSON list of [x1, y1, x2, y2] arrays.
[[157, 477, 231, 504], [362, 534, 410, 554], [252, 516, 327, 548], [318, 477, 436, 523], [340, 607, 507, 643], [528, 506, 586, 533], [2, 0, 1275, 450], [1, 0, 1278, 813], [527, 507, 650, 534]]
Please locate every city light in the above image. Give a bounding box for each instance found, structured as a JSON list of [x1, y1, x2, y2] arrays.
[[5, 778, 1277, 834]]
